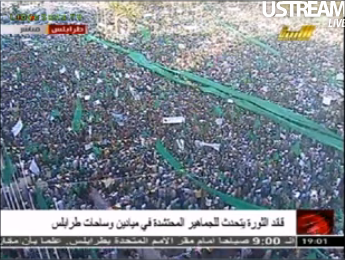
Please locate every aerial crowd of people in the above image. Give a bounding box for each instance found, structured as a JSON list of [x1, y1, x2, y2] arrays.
[[1, 2, 344, 260]]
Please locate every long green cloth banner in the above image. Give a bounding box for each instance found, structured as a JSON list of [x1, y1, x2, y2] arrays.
[[84, 34, 343, 152], [155, 140, 263, 210], [155, 140, 330, 259], [220, 22, 282, 58]]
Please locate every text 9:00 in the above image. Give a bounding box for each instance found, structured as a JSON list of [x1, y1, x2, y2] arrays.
[[252, 237, 281, 246]]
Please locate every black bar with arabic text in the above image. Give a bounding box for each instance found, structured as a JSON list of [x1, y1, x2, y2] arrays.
[[1, 236, 296, 248]]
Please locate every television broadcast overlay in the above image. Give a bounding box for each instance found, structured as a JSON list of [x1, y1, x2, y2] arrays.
[[1, 24, 88, 35], [0, 210, 344, 248], [1, 0, 344, 260]]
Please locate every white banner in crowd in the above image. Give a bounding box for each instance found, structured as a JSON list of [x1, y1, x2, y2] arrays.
[[162, 117, 185, 124], [29, 159, 40, 175], [176, 139, 185, 151], [1, 210, 296, 237], [11, 119, 23, 137], [195, 140, 221, 151], [129, 86, 140, 101]]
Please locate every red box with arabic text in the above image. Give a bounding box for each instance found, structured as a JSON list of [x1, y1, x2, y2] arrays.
[[47, 24, 88, 35]]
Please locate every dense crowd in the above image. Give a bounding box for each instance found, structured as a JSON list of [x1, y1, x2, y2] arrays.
[[1, 2, 344, 260]]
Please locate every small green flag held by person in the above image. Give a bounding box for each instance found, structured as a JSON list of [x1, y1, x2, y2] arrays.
[[254, 118, 261, 129], [26, 142, 39, 155], [43, 81, 50, 93], [292, 141, 301, 156], [273, 151, 280, 161], [154, 100, 161, 109], [93, 146, 102, 158], [35, 186, 48, 209], [249, 131, 257, 142], [72, 98, 83, 132], [1, 147, 15, 185], [42, 149, 50, 163], [16, 67, 21, 82], [51, 109, 61, 120], [219, 172, 226, 183], [214, 105, 223, 117]]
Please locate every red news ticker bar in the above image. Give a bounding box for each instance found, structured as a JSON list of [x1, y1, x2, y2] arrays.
[[47, 24, 88, 35]]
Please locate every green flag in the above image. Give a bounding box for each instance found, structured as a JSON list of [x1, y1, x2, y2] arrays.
[[26, 142, 39, 155], [213, 106, 223, 117], [249, 131, 257, 141], [16, 68, 21, 82], [43, 81, 50, 93], [72, 98, 83, 132], [51, 109, 61, 119], [292, 141, 301, 156], [1, 147, 15, 185], [93, 146, 102, 158], [273, 151, 280, 161], [219, 172, 226, 183], [141, 130, 150, 138], [42, 149, 50, 163], [254, 118, 261, 129], [140, 26, 151, 43], [35, 186, 48, 209], [154, 100, 161, 109], [95, 113, 102, 123]]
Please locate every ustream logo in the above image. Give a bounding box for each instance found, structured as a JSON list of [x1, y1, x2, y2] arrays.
[[263, 1, 345, 27]]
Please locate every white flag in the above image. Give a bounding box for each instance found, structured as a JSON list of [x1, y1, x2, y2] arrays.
[[336, 73, 344, 81], [1, 153, 4, 170], [75, 70, 80, 80], [29, 159, 40, 175], [97, 78, 103, 84], [11, 119, 23, 137], [322, 96, 332, 106], [129, 86, 140, 100], [59, 66, 66, 74], [162, 116, 185, 124], [195, 140, 220, 151], [215, 118, 223, 126], [176, 139, 185, 151], [85, 142, 93, 151], [140, 137, 145, 146]]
